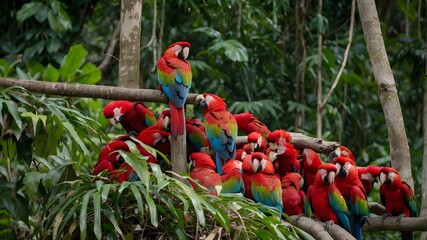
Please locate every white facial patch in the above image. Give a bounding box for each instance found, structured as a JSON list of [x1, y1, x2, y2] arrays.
[[113, 107, 123, 119], [174, 45, 183, 57], [205, 95, 214, 105]]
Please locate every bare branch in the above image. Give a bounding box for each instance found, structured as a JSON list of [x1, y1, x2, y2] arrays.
[[316, 0, 323, 138], [289, 216, 356, 240], [98, 21, 121, 72], [320, 0, 355, 108], [363, 216, 427, 232], [369, 202, 386, 216]]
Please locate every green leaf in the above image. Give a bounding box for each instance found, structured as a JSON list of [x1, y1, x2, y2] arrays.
[[23, 171, 45, 197], [79, 189, 96, 240], [35, 4, 48, 22], [5, 100, 22, 129], [61, 121, 89, 155], [0, 182, 29, 225], [59, 44, 87, 80], [92, 192, 102, 240], [193, 27, 222, 39], [77, 63, 102, 84], [43, 64, 60, 82], [21, 112, 47, 134], [16, 2, 42, 23], [130, 185, 145, 217], [208, 39, 248, 62], [47, 7, 72, 33], [102, 208, 124, 238]]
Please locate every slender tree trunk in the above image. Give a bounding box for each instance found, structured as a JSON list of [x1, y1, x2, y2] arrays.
[[316, 0, 323, 138], [421, 2, 427, 238], [119, 0, 142, 88], [357, 0, 414, 189]]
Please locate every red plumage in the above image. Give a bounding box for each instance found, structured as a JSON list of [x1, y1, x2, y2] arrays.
[[242, 153, 254, 200], [189, 152, 222, 196], [233, 112, 271, 139], [358, 165, 381, 195], [247, 132, 267, 153], [301, 148, 323, 192], [281, 173, 306, 216], [268, 142, 300, 178]]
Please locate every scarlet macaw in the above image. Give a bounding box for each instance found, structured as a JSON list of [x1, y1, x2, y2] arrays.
[[268, 141, 301, 178], [250, 152, 283, 215], [301, 148, 323, 192], [281, 173, 310, 216], [334, 157, 369, 240], [247, 131, 267, 153], [380, 167, 417, 240], [220, 160, 244, 194], [233, 112, 271, 140], [189, 152, 222, 196], [185, 118, 211, 156], [157, 41, 192, 138], [358, 165, 382, 195], [241, 153, 254, 200], [103, 100, 156, 135], [307, 163, 351, 233], [195, 93, 237, 175], [136, 126, 171, 164], [329, 145, 355, 163], [267, 129, 293, 151]]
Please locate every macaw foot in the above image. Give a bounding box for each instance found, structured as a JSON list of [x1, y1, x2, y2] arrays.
[[396, 214, 406, 224], [359, 216, 369, 225], [324, 220, 334, 231], [381, 213, 392, 223]]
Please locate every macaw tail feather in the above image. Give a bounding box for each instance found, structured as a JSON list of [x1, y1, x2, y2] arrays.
[[352, 216, 366, 240], [215, 153, 223, 175], [401, 231, 414, 240], [170, 102, 185, 138]]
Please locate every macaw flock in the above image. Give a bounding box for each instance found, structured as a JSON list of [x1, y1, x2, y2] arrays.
[[92, 42, 418, 239]]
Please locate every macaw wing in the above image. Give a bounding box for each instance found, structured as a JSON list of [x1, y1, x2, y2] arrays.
[[402, 182, 418, 217], [135, 102, 157, 127], [205, 112, 237, 159], [299, 190, 312, 218], [252, 174, 283, 213], [328, 185, 351, 232], [350, 185, 370, 217]]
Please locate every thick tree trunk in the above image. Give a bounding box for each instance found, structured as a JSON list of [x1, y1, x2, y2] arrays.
[[119, 0, 142, 88], [356, 0, 414, 189]]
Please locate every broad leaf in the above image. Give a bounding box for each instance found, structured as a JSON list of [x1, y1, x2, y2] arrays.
[[59, 44, 87, 80]]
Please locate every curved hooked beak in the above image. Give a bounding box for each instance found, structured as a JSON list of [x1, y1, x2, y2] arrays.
[[195, 95, 207, 108], [250, 142, 258, 153], [252, 158, 261, 173], [327, 171, 336, 186], [109, 118, 117, 125]]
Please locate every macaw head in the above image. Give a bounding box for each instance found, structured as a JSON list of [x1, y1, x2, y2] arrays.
[[235, 148, 248, 161], [136, 126, 170, 147], [233, 112, 254, 130], [267, 129, 292, 151], [334, 156, 357, 178], [251, 152, 273, 174], [189, 152, 216, 171], [195, 93, 227, 112], [247, 132, 265, 153], [316, 163, 337, 186], [379, 167, 402, 189], [157, 109, 171, 132], [328, 145, 355, 162], [359, 165, 382, 183], [302, 148, 322, 169], [94, 138, 130, 178], [164, 41, 191, 61], [281, 172, 304, 190], [103, 100, 133, 125], [222, 160, 243, 174]]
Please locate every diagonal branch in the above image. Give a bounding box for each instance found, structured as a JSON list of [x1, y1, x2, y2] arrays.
[[98, 21, 121, 72]]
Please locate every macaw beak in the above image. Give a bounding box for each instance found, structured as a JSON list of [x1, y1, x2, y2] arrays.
[[269, 142, 278, 151], [268, 150, 277, 162], [328, 147, 341, 161], [379, 172, 391, 185], [179, 47, 190, 60], [336, 163, 347, 178], [250, 142, 258, 153], [298, 178, 305, 190], [195, 95, 207, 108], [108, 118, 116, 125], [252, 158, 262, 173], [327, 171, 336, 185], [163, 116, 171, 131]]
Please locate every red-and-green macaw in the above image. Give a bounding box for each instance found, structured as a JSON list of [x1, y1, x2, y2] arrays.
[[235, 148, 248, 161], [189, 152, 222, 196], [358, 165, 382, 195], [301, 148, 323, 192], [268, 141, 301, 178], [380, 167, 418, 240], [136, 126, 171, 164], [250, 152, 283, 215], [329, 145, 355, 163], [157, 41, 192, 138], [334, 157, 369, 240], [307, 163, 352, 233], [233, 112, 271, 140], [220, 160, 244, 194], [242, 153, 254, 200], [186, 118, 211, 156], [247, 131, 267, 153], [281, 173, 311, 216], [195, 93, 237, 175], [156, 109, 171, 132], [103, 100, 157, 135], [267, 129, 293, 151]]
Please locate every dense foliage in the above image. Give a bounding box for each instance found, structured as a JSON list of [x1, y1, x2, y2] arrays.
[[0, 0, 426, 239]]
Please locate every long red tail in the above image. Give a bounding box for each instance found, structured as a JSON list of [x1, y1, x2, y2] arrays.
[[170, 102, 185, 138]]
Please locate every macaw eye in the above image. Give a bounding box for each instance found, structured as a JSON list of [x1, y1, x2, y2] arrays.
[[116, 155, 125, 164]]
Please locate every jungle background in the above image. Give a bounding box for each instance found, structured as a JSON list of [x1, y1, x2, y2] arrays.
[[0, 0, 426, 239]]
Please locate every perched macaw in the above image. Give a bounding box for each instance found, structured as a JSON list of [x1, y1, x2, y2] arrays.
[[307, 163, 352, 233], [380, 167, 418, 240], [189, 152, 222, 196], [301, 148, 323, 192], [267, 129, 293, 151], [195, 93, 237, 175], [242, 153, 254, 200], [136, 126, 171, 163], [233, 112, 271, 140], [247, 132, 267, 153], [220, 160, 244, 194], [250, 152, 283, 215], [358, 165, 382, 195], [268, 142, 300, 178], [281, 173, 310, 216], [235, 148, 248, 161], [156, 109, 171, 132], [93, 137, 139, 182], [103, 100, 156, 135], [157, 41, 192, 138], [186, 118, 211, 156], [334, 157, 369, 240], [329, 145, 355, 163]]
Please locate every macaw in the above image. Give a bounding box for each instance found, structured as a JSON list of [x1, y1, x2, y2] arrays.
[[267, 129, 293, 151], [380, 167, 418, 240], [329, 145, 355, 163], [220, 160, 244, 194], [301, 148, 323, 192], [195, 93, 237, 175], [136, 126, 171, 163], [156, 109, 171, 132], [186, 118, 211, 156], [281, 173, 310, 216], [233, 112, 271, 140], [189, 152, 222, 196], [247, 132, 267, 153], [103, 100, 157, 135], [358, 165, 382, 195], [242, 153, 254, 200], [157, 41, 192, 138], [307, 163, 352, 233], [268, 142, 301, 178], [250, 152, 283, 215], [235, 148, 248, 161], [334, 157, 369, 240], [93, 137, 139, 182]]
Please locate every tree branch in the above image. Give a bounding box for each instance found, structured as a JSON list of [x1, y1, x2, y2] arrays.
[[98, 21, 121, 72], [289, 216, 355, 240], [363, 216, 427, 232], [369, 202, 386, 216]]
